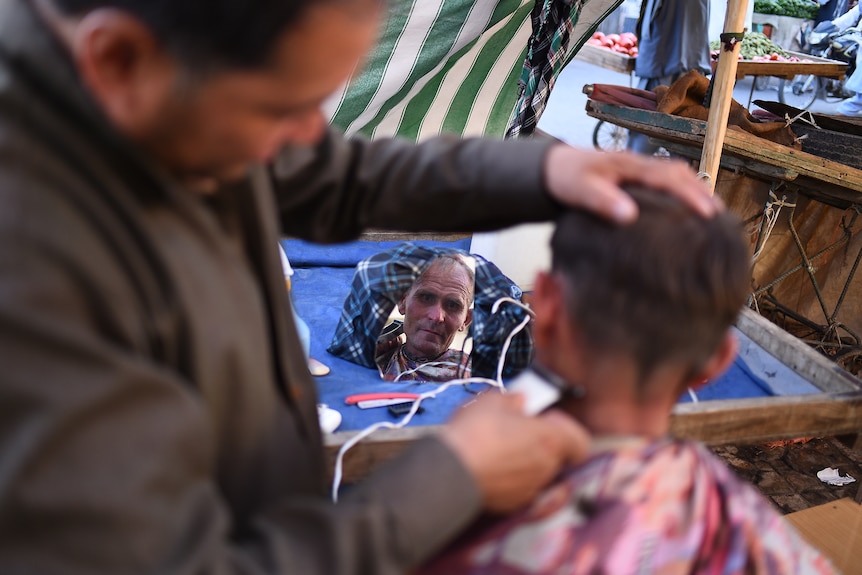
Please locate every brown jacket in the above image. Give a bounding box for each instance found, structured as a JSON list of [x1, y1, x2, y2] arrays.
[[0, 1, 560, 573]]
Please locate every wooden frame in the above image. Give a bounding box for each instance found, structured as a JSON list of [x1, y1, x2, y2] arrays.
[[723, 51, 847, 81], [584, 99, 862, 204], [574, 43, 636, 74], [324, 308, 862, 483]]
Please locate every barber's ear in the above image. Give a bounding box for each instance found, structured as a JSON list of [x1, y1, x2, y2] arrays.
[[686, 331, 739, 389], [72, 9, 177, 137]]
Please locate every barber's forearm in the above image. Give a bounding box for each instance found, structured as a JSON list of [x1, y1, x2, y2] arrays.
[[271, 129, 560, 242], [342, 435, 483, 568]]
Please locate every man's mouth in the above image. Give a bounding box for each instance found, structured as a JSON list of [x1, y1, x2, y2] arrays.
[[420, 328, 444, 338]]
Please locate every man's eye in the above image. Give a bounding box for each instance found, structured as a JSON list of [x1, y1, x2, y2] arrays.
[[445, 302, 464, 312], [418, 294, 435, 304]]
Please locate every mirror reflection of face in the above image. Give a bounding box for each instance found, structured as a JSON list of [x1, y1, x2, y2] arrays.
[[398, 258, 474, 359]]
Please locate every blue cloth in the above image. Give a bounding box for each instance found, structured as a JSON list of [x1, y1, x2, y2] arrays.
[[284, 239, 503, 431], [283, 239, 798, 432], [325, 242, 533, 379], [677, 356, 773, 403]]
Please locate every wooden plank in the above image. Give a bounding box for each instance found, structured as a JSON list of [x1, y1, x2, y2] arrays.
[[585, 100, 862, 196], [325, 427, 428, 484], [358, 230, 471, 242], [736, 308, 862, 393], [662, 141, 799, 181], [785, 498, 862, 575], [670, 392, 862, 445], [326, 390, 862, 482], [723, 128, 862, 194], [574, 43, 635, 74], [733, 51, 847, 81], [585, 100, 709, 143]]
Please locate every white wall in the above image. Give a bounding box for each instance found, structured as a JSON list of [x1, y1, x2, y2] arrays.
[[709, 0, 756, 43], [470, 224, 554, 292]]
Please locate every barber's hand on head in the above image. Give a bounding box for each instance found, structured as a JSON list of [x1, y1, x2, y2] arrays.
[[439, 391, 589, 514], [544, 145, 720, 223]]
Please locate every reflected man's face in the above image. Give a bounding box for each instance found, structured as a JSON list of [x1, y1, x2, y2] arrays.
[[398, 261, 473, 359]]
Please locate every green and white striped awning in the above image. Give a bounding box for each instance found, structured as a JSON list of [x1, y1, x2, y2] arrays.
[[325, 0, 623, 141]]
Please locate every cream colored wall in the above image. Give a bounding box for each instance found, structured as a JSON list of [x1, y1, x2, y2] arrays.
[[470, 223, 554, 292]]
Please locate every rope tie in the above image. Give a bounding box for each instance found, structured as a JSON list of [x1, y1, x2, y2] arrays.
[[753, 190, 797, 262], [784, 110, 819, 129]]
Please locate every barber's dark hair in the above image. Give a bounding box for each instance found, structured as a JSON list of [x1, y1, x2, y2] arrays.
[[551, 186, 751, 380], [52, 0, 324, 69]]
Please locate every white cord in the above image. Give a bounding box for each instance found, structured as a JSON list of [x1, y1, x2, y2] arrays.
[[687, 387, 699, 403], [393, 360, 465, 382], [492, 297, 536, 317], [330, 296, 534, 501], [331, 376, 504, 502], [496, 313, 532, 383]]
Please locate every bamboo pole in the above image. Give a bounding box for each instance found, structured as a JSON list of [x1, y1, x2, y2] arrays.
[[698, 0, 750, 193]]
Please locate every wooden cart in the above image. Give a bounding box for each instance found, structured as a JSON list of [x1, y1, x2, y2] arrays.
[[325, 307, 862, 483], [574, 42, 636, 75], [715, 51, 848, 108]]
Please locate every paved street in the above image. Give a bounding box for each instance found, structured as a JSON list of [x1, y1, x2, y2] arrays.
[[538, 58, 847, 150]]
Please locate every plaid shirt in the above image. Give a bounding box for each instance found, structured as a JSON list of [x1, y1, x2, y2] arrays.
[[327, 243, 533, 380]]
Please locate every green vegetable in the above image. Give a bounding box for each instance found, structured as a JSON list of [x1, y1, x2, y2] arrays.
[[754, 0, 819, 19], [710, 32, 788, 59]]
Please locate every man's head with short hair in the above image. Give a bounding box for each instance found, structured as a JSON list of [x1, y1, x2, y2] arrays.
[[531, 187, 750, 435], [397, 255, 475, 360], [552, 187, 750, 379], [42, 0, 380, 185], [53, 0, 324, 71]]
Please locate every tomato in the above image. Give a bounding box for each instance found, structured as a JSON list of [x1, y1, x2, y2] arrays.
[[619, 32, 638, 45]]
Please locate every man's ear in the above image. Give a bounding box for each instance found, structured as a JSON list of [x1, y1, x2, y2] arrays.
[[397, 296, 407, 315], [463, 308, 473, 330], [686, 331, 739, 388], [71, 9, 177, 137], [530, 271, 564, 350]]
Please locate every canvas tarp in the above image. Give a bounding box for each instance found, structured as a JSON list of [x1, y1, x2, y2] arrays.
[[325, 0, 624, 140]]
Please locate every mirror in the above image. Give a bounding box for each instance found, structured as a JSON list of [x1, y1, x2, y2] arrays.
[[325, 244, 534, 383], [374, 254, 475, 382]]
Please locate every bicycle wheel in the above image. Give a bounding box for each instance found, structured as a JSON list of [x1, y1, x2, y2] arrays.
[[592, 120, 628, 152], [778, 74, 820, 110]]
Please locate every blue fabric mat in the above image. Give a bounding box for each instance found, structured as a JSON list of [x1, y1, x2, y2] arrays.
[[285, 239, 481, 430], [282, 239, 812, 432]]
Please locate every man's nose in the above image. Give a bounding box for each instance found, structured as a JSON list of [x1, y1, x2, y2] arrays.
[[427, 304, 445, 323], [278, 109, 327, 146], [259, 111, 327, 161]]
